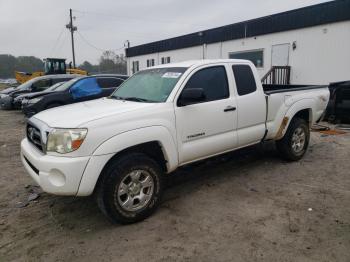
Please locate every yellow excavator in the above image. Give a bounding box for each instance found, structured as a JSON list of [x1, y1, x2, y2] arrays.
[[15, 58, 87, 84]]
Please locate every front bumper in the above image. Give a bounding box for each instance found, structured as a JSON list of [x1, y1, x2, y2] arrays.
[[13, 99, 23, 110], [22, 102, 37, 117], [21, 138, 90, 196], [0, 96, 13, 110]]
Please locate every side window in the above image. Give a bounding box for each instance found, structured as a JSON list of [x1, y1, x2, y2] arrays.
[[232, 65, 257, 96], [32, 79, 51, 91], [70, 78, 102, 99], [97, 78, 124, 88], [182, 66, 229, 103]]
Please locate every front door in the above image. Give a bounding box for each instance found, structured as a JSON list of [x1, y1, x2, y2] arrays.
[[271, 44, 290, 66], [174, 65, 238, 164]]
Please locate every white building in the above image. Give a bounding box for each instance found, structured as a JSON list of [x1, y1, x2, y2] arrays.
[[126, 0, 350, 85]]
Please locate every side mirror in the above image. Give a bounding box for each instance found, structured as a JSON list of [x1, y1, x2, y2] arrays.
[[178, 88, 205, 106]]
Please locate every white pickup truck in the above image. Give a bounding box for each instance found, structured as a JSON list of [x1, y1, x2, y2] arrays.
[[21, 59, 329, 224]]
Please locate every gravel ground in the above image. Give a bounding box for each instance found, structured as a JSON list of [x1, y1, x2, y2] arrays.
[[0, 109, 349, 262]]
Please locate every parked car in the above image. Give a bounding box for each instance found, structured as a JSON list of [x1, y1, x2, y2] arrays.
[[0, 74, 80, 110], [13, 82, 65, 109], [324, 80, 350, 123], [21, 59, 329, 224], [22, 74, 128, 117]]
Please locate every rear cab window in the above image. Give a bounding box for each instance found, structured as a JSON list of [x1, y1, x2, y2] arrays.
[[232, 65, 257, 96]]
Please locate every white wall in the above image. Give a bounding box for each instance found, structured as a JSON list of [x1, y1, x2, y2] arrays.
[[127, 21, 350, 85]]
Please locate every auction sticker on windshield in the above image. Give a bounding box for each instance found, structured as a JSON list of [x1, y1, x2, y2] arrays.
[[162, 72, 182, 79]]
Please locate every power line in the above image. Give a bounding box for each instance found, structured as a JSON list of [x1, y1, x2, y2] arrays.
[[72, 9, 211, 28], [77, 31, 125, 53], [49, 26, 66, 56], [55, 30, 69, 57]]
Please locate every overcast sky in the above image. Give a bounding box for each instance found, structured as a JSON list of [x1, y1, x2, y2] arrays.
[[0, 0, 331, 64]]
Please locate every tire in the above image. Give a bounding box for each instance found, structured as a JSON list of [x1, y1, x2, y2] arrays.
[[276, 118, 310, 161], [96, 153, 164, 224]]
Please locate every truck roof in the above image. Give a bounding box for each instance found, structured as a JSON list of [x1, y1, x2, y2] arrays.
[[151, 59, 251, 69]]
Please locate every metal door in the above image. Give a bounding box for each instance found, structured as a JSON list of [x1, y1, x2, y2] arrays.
[[271, 44, 290, 66]]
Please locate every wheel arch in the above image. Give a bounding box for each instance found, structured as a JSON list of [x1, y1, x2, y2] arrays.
[[77, 126, 178, 196], [275, 99, 315, 140]]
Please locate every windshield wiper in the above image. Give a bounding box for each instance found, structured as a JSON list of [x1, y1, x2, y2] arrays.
[[111, 96, 155, 103], [109, 96, 124, 100]]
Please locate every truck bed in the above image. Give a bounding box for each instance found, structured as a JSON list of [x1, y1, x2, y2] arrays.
[[263, 84, 327, 94]]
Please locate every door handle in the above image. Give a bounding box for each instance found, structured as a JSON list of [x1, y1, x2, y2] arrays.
[[224, 106, 236, 112]]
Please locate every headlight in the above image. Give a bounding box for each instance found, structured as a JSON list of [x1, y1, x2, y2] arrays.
[[46, 128, 87, 154], [28, 97, 43, 104]]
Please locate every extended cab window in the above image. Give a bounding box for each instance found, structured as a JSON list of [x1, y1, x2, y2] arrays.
[[232, 65, 257, 96], [182, 66, 229, 102]]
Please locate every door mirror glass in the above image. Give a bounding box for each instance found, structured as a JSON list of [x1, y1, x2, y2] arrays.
[[178, 88, 205, 106]]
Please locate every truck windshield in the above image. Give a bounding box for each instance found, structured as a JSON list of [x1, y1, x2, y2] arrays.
[[111, 67, 187, 102]]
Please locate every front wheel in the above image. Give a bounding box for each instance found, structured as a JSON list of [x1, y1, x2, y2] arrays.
[[96, 153, 164, 224], [276, 118, 310, 161]]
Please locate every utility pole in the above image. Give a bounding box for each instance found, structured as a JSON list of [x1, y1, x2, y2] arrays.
[[66, 9, 77, 68]]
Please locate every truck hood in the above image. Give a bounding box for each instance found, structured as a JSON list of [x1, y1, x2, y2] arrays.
[[32, 98, 156, 128]]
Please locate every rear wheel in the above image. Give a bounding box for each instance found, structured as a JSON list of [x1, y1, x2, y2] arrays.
[[276, 118, 310, 161], [96, 153, 163, 224]]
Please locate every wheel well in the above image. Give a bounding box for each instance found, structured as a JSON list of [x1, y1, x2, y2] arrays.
[[275, 108, 312, 140], [293, 109, 312, 126], [93, 141, 168, 195], [119, 141, 168, 172]]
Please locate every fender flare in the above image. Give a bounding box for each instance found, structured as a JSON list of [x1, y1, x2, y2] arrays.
[[77, 126, 178, 196], [275, 98, 315, 140], [92, 125, 178, 169]]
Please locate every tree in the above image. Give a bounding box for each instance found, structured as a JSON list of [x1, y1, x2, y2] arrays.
[[0, 54, 43, 78], [79, 61, 98, 73], [98, 51, 127, 74]]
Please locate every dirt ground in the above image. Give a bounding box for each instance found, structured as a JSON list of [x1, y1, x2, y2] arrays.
[[0, 109, 350, 262]]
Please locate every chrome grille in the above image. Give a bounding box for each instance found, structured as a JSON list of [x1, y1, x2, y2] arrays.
[[27, 123, 43, 152]]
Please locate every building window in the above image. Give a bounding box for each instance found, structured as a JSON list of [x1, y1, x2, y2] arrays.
[[147, 59, 155, 67], [132, 61, 139, 74], [229, 50, 264, 68], [161, 57, 171, 64]]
